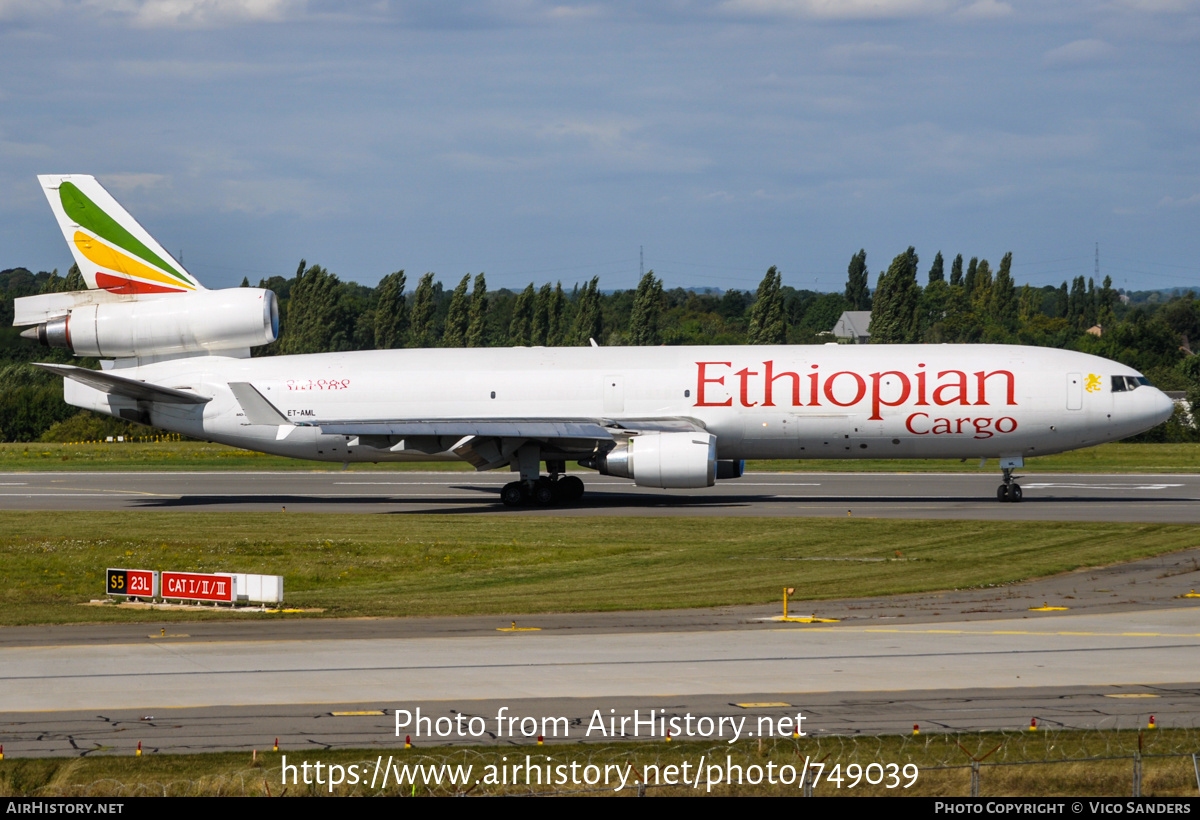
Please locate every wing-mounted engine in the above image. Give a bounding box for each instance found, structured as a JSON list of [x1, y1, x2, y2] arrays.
[[15, 288, 279, 358], [581, 431, 718, 488]]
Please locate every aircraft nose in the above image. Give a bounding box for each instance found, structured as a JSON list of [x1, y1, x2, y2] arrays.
[[1146, 388, 1175, 426]]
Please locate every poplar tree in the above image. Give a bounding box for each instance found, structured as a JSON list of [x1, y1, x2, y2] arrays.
[[547, 282, 566, 346], [572, 276, 603, 345], [747, 266, 786, 344], [532, 283, 552, 346], [64, 263, 85, 291], [408, 273, 436, 348], [949, 254, 964, 287], [928, 251, 945, 284], [466, 273, 488, 347], [844, 249, 870, 310], [868, 247, 921, 344], [280, 262, 349, 354], [1085, 278, 1098, 328], [1068, 276, 1087, 328], [374, 269, 408, 349], [972, 259, 993, 315], [442, 274, 470, 347], [1096, 275, 1117, 329], [993, 252, 1017, 330], [509, 283, 535, 345], [629, 271, 664, 346]]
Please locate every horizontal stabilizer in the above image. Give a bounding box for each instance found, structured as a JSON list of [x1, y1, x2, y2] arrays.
[[34, 363, 211, 405]]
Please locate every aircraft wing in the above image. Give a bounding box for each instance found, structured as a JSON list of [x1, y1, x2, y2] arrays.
[[317, 417, 708, 471], [318, 420, 615, 439], [34, 363, 211, 405]]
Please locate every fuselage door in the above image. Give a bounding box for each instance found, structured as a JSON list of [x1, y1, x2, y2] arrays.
[[603, 374, 624, 414], [1067, 372, 1082, 411]]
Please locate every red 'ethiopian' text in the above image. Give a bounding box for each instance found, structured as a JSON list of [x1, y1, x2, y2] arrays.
[[694, 361, 1020, 439]]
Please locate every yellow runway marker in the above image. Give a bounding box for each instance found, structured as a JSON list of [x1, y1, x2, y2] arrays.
[[736, 702, 791, 708], [1029, 603, 1069, 611], [496, 621, 540, 632], [1105, 694, 1159, 698], [774, 616, 839, 623], [332, 711, 385, 716], [777, 586, 838, 623]]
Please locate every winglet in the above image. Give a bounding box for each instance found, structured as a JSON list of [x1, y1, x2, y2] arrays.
[[37, 175, 201, 294]]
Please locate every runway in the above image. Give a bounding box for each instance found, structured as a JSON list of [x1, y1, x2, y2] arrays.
[[1, 470, 1199, 521], [3, 547, 1200, 757]]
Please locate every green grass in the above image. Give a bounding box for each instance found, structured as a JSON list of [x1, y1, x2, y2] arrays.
[[2, 512, 1197, 625], [2, 441, 1197, 473], [4, 730, 1198, 796]]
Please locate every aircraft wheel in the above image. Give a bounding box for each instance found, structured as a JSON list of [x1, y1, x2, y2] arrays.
[[533, 481, 558, 506], [996, 484, 1010, 502], [559, 475, 585, 502], [501, 482, 526, 507], [1009, 483, 1023, 503]]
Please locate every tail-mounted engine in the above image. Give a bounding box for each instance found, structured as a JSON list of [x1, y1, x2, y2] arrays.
[[17, 288, 279, 358]]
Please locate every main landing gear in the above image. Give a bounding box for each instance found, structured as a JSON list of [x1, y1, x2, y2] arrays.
[[997, 467, 1023, 503], [500, 457, 586, 507]]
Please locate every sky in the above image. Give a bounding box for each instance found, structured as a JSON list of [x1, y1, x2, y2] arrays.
[[1, 0, 1198, 295]]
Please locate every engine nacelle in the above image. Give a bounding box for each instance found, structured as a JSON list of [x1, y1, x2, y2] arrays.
[[584, 431, 717, 488], [23, 288, 278, 358]]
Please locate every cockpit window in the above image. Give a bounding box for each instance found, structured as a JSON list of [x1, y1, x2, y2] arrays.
[[1112, 375, 1153, 392]]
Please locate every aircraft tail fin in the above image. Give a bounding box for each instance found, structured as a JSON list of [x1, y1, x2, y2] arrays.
[[38, 174, 203, 294]]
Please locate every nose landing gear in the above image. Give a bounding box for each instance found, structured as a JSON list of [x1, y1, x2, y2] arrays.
[[997, 466, 1023, 503]]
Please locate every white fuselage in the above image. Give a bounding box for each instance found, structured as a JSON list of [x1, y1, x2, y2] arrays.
[[67, 344, 1175, 468]]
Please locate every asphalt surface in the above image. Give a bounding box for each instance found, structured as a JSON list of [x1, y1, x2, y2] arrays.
[[3, 548, 1200, 756], [1, 470, 1199, 520]]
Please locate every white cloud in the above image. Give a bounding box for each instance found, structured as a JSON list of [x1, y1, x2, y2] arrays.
[[954, 0, 1011, 19], [719, 0, 952, 19], [1042, 38, 1116, 67], [535, 118, 710, 173], [0, 137, 52, 160], [80, 0, 305, 27], [218, 176, 339, 215], [826, 41, 906, 61], [0, 0, 63, 18], [115, 58, 291, 81], [101, 173, 170, 192], [1114, 0, 1198, 12], [544, 3, 604, 19], [1158, 193, 1200, 207]]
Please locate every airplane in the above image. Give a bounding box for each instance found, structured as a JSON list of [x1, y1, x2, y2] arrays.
[[15, 175, 1176, 506]]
